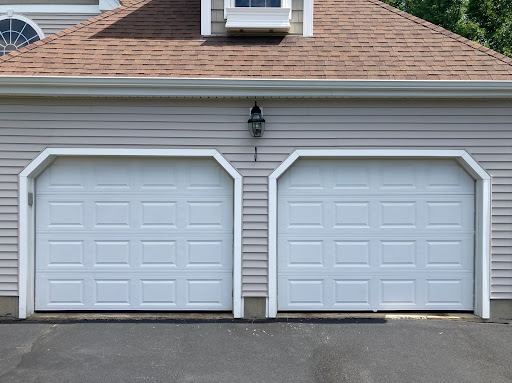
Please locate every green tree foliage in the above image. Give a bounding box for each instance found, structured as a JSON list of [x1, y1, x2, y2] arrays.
[[381, 0, 512, 58]]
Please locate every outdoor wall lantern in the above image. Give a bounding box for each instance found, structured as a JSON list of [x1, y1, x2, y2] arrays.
[[248, 102, 265, 137]]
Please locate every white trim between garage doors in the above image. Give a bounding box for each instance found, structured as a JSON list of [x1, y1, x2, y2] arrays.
[[18, 148, 243, 319], [268, 149, 491, 319]]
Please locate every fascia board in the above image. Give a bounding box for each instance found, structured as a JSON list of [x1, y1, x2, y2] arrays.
[[0, 76, 512, 98]]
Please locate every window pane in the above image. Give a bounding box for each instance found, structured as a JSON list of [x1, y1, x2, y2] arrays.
[[266, 0, 281, 6], [251, 0, 266, 6], [235, 0, 249, 6], [21, 25, 38, 40], [0, 18, 40, 56], [11, 19, 25, 33]]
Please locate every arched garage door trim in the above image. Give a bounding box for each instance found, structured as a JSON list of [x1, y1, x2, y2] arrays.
[[269, 149, 491, 319], [18, 148, 243, 319]]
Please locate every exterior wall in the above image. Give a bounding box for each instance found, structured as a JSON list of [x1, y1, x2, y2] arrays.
[[23, 13, 100, 36], [0, 97, 511, 303], [212, 0, 303, 35]]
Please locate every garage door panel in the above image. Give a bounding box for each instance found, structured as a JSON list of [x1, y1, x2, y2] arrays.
[[280, 159, 475, 196], [279, 197, 474, 233], [37, 198, 233, 232], [278, 159, 475, 312], [35, 157, 233, 311]]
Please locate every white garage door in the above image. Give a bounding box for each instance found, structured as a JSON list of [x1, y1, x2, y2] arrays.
[[278, 159, 475, 311], [35, 157, 233, 311]]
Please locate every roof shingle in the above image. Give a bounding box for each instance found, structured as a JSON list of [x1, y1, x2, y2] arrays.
[[1, 0, 511, 79]]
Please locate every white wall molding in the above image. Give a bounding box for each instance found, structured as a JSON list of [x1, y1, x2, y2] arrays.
[[0, 5, 102, 14], [1, 77, 512, 99], [268, 149, 492, 319], [18, 148, 243, 319]]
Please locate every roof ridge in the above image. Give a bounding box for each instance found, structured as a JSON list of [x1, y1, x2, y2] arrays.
[[366, 0, 512, 68], [0, 0, 149, 65]]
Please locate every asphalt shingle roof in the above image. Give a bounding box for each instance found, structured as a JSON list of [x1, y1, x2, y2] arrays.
[[1, 0, 512, 79]]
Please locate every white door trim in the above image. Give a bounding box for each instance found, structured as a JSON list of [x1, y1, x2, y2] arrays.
[[268, 149, 491, 319], [18, 148, 243, 319]]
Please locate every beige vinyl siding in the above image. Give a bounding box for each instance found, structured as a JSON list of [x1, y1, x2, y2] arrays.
[[0, 98, 512, 299], [211, 0, 303, 35], [25, 13, 100, 36]]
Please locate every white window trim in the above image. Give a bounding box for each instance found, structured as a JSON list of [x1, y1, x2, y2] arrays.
[[0, 14, 45, 40], [223, 0, 292, 19], [268, 149, 491, 319], [18, 148, 243, 319], [0, 5, 103, 14]]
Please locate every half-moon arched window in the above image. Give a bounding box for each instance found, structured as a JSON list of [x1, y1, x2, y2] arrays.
[[0, 16, 45, 56]]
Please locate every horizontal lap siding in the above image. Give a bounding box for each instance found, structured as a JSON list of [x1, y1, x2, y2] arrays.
[[26, 13, 101, 36], [0, 98, 511, 299]]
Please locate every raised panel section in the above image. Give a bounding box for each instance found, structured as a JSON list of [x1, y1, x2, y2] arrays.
[[287, 202, 323, 228], [380, 241, 416, 266], [380, 202, 416, 228], [48, 241, 84, 265], [95, 280, 130, 305], [335, 202, 370, 228], [334, 241, 369, 266], [141, 202, 176, 228], [140, 280, 176, 304], [48, 164, 84, 189], [380, 280, 416, 304], [186, 280, 223, 304], [48, 280, 84, 304], [186, 240, 223, 266], [335, 280, 370, 305], [288, 280, 324, 305], [426, 280, 464, 304], [141, 241, 176, 266], [94, 165, 129, 189], [94, 202, 130, 227], [380, 164, 415, 190], [427, 241, 463, 265], [141, 165, 176, 189], [189, 166, 222, 188], [427, 202, 463, 228], [94, 241, 130, 265], [49, 202, 84, 227], [187, 202, 224, 228], [334, 165, 370, 189], [287, 241, 324, 266], [289, 166, 322, 189]]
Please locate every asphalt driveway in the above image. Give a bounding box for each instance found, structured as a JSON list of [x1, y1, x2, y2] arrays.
[[0, 318, 510, 383]]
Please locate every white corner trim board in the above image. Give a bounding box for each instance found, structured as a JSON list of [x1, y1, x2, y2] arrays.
[[1, 77, 512, 99], [303, 0, 313, 37], [18, 148, 243, 319], [201, 0, 211, 36], [268, 149, 491, 319]]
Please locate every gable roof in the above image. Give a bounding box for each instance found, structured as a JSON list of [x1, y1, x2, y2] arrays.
[[1, 0, 512, 80]]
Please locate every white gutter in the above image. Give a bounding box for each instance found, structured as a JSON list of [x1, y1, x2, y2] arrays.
[[0, 76, 512, 98]]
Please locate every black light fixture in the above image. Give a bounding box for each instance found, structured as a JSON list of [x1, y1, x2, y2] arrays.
[[248, 101, 265, 137]]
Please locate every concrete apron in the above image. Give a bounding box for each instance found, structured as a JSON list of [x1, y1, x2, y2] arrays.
[[16, 312, 485, 323]]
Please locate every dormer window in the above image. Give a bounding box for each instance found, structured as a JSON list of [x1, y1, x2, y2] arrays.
[[235, 0, 281, 7], [225, 0, 291, 33]]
